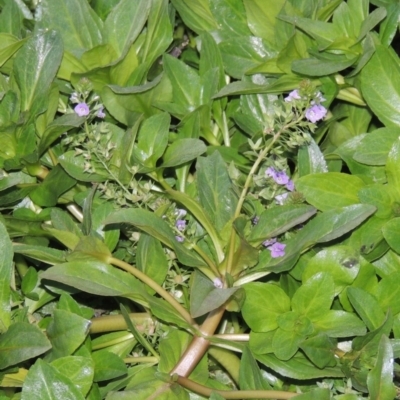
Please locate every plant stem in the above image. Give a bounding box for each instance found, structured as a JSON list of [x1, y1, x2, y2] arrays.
[[124, 356, 159, 364], [176, 376, 298, 399], [109, 257, 196, 327], [90, 313, 153, 334]]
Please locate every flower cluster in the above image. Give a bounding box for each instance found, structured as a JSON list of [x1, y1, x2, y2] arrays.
[[174, 209, 187, 242], [284, 89, 327, 123], [262, 238, 286, 258], [265, 167, 295, 205]]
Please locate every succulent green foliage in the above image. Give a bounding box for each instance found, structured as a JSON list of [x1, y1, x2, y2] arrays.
[[0, 1, 399, 399]]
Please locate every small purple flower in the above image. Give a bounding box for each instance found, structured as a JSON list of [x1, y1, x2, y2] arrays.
[[284, 89, 301, 102], [265, 167, 277, 179], [252, 216, 259, 225], [305, 104, 327, 123], [275, 193, 289, 205], [286, 180, 295, 192], [176, 219, 186, 231], [267, 242, 286, 258], [263, 238, 277, 247], [175, 235, 184, 243], [274, 171, 290, 185], [213, 278, 223, 288], [74, 102, 90, 117], [97, 107, 106, 118], [175, 209, 187, 219]]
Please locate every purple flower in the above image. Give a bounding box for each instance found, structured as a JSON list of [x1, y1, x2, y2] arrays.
[[263, 238, 277, 247], [97, 107, 106, 118], [175, 209, 187, 219], [275, 193, 289, 205], [176, 219, 186, 231], [267, 242, 286, 258], [265, 167, 277, 178], [305, 104, 327, 123], [175, 235, 184, 243], [274, 171, 290, 185], [284, 89, 301, 102], [286, 180, 295, 192], [74, 102, 90, 117]]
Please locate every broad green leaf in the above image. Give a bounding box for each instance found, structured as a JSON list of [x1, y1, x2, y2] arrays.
[[0, 34, 26, 67], [161, 138, 207, 168], [296, 172, 365, 211], [292, 273, 334, 320], [136, 234, 168, 291], [0, 322, 51, 369], [37, 0, 102, 58], [313, 310, 366, 337], [51, 356, 95, 397], [347, 287, 385, 331], [104, 208, 205, 267], [190, 271, 238, 318], [239, 346, 272, 391], [248, 204, 316, 245], [196, 151, 237, 232], [29, 165, 76, 207], [298, 138, 328, 177], [292, 389, 331, 400], [92, 350, 127, 382], [0, 220, 13, 332], [375, 272, 400, 315], [38, 113, 86, 156], [21, 359, 85, 400], [104, 0, 150, 59], [303, 246, 360, 296], [255, 352, 344, 380], [14, 29, 63, 118], [353, 127, 400, 166], [386, 138, 400, 197], [108, 73, 162, 94], [21, 266, 38, 297], [379, 3, 400, 47], [51, 208, 83, 239], [243, 0, 286, 50], [357, 7, 387, 43], [242, 282, 290, 332], [272, 328, 303, 361], [299, 334, 337, 369], [382, 218, 400, 254], [131, 112, 170, 169], [358, 184, 393, 219], [0, 1, 30, 37], [292, 55, 358, 77], [46, 309, 91, 361], [40, 260, 148, 306], [361, 45, 400, 127], [170, 0, 218, 34], [367, 335, 396, 400]]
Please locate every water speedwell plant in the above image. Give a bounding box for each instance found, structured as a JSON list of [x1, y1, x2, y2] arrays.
[[0, 1, 400, 399]]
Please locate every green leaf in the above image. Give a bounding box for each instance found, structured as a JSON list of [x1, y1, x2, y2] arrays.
[[13, 244, 66, 265], [190, 271, 238, 318], [104, 0, 150, 59], [46, 309, 91, 361], [0, 220, 13, 332], [272, 327, 303, 361], [248, 204, 316, 245], [296, 172, 365, 211], [358, 184, 393, 219], [196, 151, 237, 232], [51, 356, 95, 397], [29, 165, 76, 207], [40, 260, 148, 306], [292, 389, 331, 400], [37, 0, 102, 58], [367, 335, 396, 400], [375, 272, 400, 315], [361, 45, 400, 127], [347, 287, 385, 331], [292, 55, 358, 77], [136, 234, 169, 291], [239, 346, 272, 391], [242, 282, 290, 332], [92, 350, 127, 382], [386, 138, 400, 197], [303, 246, 360, 296], [292, 273, 334, 320], [14, 29, 63, 119], [353, 127, 400, 166], [21, 266, 38, 296], [298, 138, 328, 177], [21, 359, 85, 400], [382, 218, 400, 254], [0, 322, 51, 369], [299, 334, 337, 369], [161, 138, 207, 168], [104, 208, 205, 267], [313, 310, 366, 337]]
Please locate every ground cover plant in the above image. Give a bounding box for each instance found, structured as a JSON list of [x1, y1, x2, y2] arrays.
[[1, 0, 400, 398]]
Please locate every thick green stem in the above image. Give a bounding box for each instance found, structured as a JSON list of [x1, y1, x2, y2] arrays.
[[176, 376, 298, 399], [109, 257, 196, 327], [90, 312, 153, 334]]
